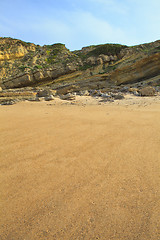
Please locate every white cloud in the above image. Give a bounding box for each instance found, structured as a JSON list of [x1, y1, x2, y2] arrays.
[[68, 11, 126, 48], [32, 10, 128, 49], [8, 9, 128, 49], [31, 19, 71, 40], [87, 0, 128, 15], [1, 0, 159, 50]]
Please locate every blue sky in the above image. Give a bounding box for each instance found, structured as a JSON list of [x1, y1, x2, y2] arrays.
[[0, 0, 160, 50]]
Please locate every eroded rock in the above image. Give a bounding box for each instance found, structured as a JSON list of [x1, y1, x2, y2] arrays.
[[36, 89, 53, 97], [60, 93, 76, 101], [139, 86, 156, 96], [45, 95, 54, 101]]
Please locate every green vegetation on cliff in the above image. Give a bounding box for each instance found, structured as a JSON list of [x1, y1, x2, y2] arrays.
[[45, 43, 66, 62], [0, 37, 160, 89], [87, 44, 127, 57], [74, 43, 127, 61]]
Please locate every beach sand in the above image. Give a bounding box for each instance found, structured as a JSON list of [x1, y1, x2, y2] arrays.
[[0, 99, 160, 239]]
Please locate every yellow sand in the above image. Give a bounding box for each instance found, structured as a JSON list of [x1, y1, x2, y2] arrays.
[[0, 100, 160, 239]]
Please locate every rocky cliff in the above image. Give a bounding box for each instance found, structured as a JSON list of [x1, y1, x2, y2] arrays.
[[0, 37, 160, 91]]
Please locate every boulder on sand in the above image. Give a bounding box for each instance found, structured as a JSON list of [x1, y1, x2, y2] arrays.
[[139, 86, 156, 96], [45, 95, 54, 101], [113, 94, 124, 100], [36, 89, 53, 98], [60, 93, 76, 101]]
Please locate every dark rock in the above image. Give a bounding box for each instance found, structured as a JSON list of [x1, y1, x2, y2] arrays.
[[0, 99, 17, 105], [113, 94, 124, 100], [36, 89, 53, 97], [79, 90, 90, 96], [90, 90, 98, 96], [101, 93, 111, 98], [120, 86, 129, 92], [60, 93, 76, 101]]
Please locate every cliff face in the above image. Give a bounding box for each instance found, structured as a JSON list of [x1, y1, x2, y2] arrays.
[[0, 38, 36, 61], [0, 38, 83, 89], [110, 52, 160, 85], [0, 37, 160, 90]]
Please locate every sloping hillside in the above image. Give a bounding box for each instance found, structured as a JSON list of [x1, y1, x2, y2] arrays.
[[0, 37, 160, 91]]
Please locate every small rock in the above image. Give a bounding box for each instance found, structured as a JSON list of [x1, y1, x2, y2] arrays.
[[79, 90, 90, 96], [101, 93, 111, 98], [155, 86, 160, 92], [129, 87, 139, 93], [133, 91, 140, 96], [90, 90, 98, 96], [96, 90, 103, 97], [28, 97, 37, 101], [0, 99, 17, 105], [35, 97, 45, 101], [45, 95, 54, 101], [60, 93, 76, 101], [51, 90, 57, 96], [120, 86, 129, 92], [113, 94, 124, 100]]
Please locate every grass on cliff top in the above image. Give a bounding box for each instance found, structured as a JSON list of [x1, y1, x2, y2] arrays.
[[87, 44, 127, 57], [44, 43, 68, 64], [0, 37, 34, 47], [76, 43, 127, 60], [130, 40, 160, 54], [45, 43, 66, 53]]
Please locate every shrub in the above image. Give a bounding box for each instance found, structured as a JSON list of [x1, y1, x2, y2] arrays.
[[87, 44, 127, 57], [35, 65, 43, 69], [18, 65, 26, 71]]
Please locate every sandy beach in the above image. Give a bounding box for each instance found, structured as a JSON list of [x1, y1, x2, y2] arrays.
[[0, 99, 160, 239]]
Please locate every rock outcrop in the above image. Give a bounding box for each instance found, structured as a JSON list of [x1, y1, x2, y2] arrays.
[[110, 53, 160, 85], [0, 37, 160, 92]]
